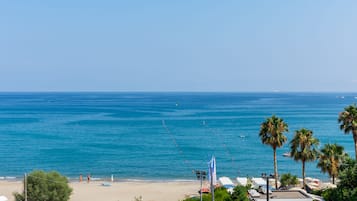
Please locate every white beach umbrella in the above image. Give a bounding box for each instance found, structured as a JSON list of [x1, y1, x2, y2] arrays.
[[305, 177, 313, 182], [0, 196, 8, 201]]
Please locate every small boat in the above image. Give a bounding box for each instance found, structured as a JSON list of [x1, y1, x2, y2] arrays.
[[283, 152, 291, 157]]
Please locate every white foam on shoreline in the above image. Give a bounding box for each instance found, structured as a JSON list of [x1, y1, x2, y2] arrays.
[[0, 176, 17, 181], [0, 174, 198, 183]]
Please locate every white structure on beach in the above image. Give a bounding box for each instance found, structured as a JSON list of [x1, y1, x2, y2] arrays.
[[218, 177, 235, 193], [251, 177, 266, 189], [236, 177, 248, 186], [251, 177, 273, 194], [0, 196, 8, 201]]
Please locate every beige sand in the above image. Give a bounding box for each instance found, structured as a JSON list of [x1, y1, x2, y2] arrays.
[[0, 180, 201, 201]]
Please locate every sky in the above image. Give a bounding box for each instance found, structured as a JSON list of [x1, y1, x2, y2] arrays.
[[1, 0, 357, 92]]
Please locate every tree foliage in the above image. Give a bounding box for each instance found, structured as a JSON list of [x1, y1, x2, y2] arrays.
[[259, 115, 288, 189], [279, 173, 299, 188], [182, 185, 248, 201], [338, 104, 357, 160], [290, 128, 319, 189], [339, 155, 356, 172], [214, 187, 233, 201], [317, 143, 346, 184], [14, 170, 72, 201], [231, 186, 249, 201], [322, 161, 357, 201]]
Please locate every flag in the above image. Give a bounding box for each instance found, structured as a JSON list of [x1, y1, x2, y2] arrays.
[[208, 156, 217, 185]]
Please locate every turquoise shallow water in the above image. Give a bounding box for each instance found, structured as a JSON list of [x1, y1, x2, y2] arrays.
[[0, 92, 356, 181]]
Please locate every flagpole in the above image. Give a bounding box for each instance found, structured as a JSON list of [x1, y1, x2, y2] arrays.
[[210, 169, 214, 201], [210, 156, 215, 201], [24, 173, 27, 201]]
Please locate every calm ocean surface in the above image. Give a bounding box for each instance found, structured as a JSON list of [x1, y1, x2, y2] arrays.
[[0, 92, 356, 181]]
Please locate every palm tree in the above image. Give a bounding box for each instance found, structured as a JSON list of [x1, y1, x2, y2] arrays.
[[317, 143, 346, 184], [290, 128, 319, 189], [338, 104, 357, 160], [259, 115, 288, 189]]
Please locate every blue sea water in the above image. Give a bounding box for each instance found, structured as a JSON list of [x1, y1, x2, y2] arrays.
[[0, 92, 356, 181]]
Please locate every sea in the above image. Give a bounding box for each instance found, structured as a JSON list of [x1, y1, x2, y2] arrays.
[[0, 92, 356, 181]]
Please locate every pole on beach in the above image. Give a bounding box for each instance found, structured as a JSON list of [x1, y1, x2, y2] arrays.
[[24, 173, 27, 201], [210, 169, 214, 201], [266, 176, 269, 201], [209, 156, 216, 201], [261, 173, 274, 201], [194, 170, 206, 201], [200, 176, 203, 201]]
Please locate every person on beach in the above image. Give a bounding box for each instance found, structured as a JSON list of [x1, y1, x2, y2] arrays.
[[87, 174, 90, 183], [79, 174, 83, 182]]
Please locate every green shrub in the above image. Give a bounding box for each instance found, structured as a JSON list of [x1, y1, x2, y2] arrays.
[[322, 160, 357, 201], [280, 173, 299, 188], [231, 185, 249, 201], [214, 187, 232, 201], [182, 185, 248, 201], [14, 170, 72, 201]]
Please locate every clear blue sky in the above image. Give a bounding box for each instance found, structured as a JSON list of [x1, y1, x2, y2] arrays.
[[1, 1, 357, 92]]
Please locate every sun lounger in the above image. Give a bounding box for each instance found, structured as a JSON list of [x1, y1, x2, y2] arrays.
[[252, 177, 266, 189], [248, 189, 260, 198], [261, 186, 272, 194]]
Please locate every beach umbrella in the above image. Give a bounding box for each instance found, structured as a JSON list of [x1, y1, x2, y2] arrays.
[[0, 196, 8, 201]]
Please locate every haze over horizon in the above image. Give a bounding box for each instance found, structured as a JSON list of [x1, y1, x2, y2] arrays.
[[2, 1, 357, 92]]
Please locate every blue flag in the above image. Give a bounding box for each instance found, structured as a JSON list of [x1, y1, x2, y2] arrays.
[[208, 156, 217, 185]]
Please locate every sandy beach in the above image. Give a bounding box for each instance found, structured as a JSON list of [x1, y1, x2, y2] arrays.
[[0, 180, 200, 201]]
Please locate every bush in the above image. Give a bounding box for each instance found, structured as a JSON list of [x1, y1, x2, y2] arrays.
[[322, 188, 357, 201], [182, 185, 248, 201], [14, 170, 72, 201], [214, 187, 232, 201], [322, 160, 357, 201], [231, 185, 249, 201], [280, 173, 299, 188]]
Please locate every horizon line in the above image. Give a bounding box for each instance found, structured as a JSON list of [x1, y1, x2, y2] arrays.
[[0, 90, 356, 93]]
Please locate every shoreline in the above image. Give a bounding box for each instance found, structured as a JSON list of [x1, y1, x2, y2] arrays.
[[0, 174, 332, 183], [0, 176, 197, 183]]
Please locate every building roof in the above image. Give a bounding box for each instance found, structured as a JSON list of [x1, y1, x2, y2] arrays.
[[252, 190, 313, 201]]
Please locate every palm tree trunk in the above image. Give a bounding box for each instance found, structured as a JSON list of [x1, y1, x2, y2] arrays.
[[273, 147, 278, 189], [353, 131, 357, 160], [332, 175, 335, 184], [302, 161, 305, 189]]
